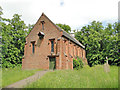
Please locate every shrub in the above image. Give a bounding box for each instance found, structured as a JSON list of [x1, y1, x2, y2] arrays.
[[73, 58, 79, 70], [77, 57, 84, 68], [73, 57, 84, 70]]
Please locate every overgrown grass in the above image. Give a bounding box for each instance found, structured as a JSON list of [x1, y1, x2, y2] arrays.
[[26, 65, 118, 88], [2, 66, 41, 87]]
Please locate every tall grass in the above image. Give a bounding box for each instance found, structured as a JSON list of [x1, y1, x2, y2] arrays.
[[2, 66, 41, 87], [0, 68, 2, 88], [26, 65, 118, 88]]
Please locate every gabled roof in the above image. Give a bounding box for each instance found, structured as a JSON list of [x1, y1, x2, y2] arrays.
[[45, 14, 85, 48], [27, 13, 85, 48]]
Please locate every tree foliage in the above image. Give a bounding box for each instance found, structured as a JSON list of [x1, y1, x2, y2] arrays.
[[73, 57, 84, 70], [56, 23, 71, 33], [0, 6, 3, 20], [2, 14, 27, 68], [75, 21, 119, 66], [0, 6, 3, 66], [0, 6, 3, 35], [27, 24, 34, 34]]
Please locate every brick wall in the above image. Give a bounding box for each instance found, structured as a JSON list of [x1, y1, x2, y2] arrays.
[[22, 14, 61, 69]]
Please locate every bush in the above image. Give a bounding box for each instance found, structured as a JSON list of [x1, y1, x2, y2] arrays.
[[73, 57, 84, 70], [73, 58, 79, 70], [77, 57, 84, 68]]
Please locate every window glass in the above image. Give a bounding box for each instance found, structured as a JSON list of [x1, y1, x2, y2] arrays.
[[32, 43, 35, 53], [51, 40, 54, 52], [42, 23, 44, 30], [64, 41, 66, 53]]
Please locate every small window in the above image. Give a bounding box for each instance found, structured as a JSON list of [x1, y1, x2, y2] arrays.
[[82, 49, 83, 58], [41, 20, 45, 30], [42, 23, 44, 30], [74, 46, 76, 56], [64, 41, 66, 53], [51, 40, 54, 52], [32, 42, 35, 54], [65, 43, 67, 55]]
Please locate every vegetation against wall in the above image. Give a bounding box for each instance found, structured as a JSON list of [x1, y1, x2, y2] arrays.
[[73, 57, 84, 70]]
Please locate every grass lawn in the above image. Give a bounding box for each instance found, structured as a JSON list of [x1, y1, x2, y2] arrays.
[[2, 66, 42, 87], [26, 65, 118, 88]]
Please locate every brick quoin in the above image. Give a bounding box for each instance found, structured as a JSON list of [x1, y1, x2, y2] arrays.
[[22, 13, 88, 70]]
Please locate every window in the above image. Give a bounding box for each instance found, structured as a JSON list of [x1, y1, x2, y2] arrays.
[[41, 20, 45, 30], [32, 42, 35, 54], [51, 40, 54, 52], [82, 49, 83, 58], [65, 43, 67, 55], [78, 48, 79, 56], [42, 23, 44, 30], [64, 41, 66, 53], [76, 47, 78, 56], [74, 45, 76, 56]]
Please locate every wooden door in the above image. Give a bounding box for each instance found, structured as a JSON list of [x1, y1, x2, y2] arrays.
[[49, 57, 56, 70]]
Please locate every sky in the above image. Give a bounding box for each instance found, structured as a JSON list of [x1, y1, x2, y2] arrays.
[[0, 0, 119, 30]]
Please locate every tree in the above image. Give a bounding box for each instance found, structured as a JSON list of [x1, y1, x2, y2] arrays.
[[0, 6, 3, 66], [2, 14, 27, 68], [0, 6, 3, 35], [0, 6, 3, 20], [75, 21, 119, 66], [27, 24, 34, 34], [56, 23, 71, 33], [101, 23, 119, 65]]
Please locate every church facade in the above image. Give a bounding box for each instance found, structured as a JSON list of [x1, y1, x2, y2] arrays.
[[22, 13, 87, 70]]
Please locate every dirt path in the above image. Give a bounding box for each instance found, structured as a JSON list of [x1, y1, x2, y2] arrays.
[[5, 70, 51, 88]]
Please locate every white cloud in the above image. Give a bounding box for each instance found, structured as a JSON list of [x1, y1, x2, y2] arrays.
[[0, 0, 119, 30]]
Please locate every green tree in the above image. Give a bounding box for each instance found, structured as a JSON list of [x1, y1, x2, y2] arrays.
[[0, 6, 2, 66], [56, 23, 71, 33], [75, 21, 119, 66], [27, 24, 34, 34], [0, 6, 3, 35], [2, 14, 27, 68], [0, 6, 3, 20]]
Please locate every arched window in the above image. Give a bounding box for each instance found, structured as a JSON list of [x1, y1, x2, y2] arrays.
[[31, 41, 35, 54], [51, 40, 54, 52], [40, 20, 45, 30], [32, 43, 35, 53]]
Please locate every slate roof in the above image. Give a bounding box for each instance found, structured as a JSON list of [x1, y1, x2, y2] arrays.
[[55, 25, 85, 48], [62, 30, 85, 48]]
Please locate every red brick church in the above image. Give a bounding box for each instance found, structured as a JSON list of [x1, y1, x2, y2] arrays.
[[22, 13, 87, 70]]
